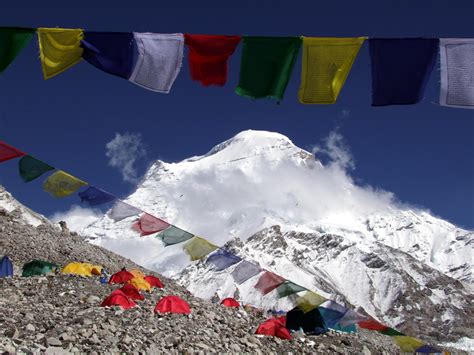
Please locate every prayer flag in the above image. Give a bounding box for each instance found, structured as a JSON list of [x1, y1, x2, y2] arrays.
[[254, 271, 286, 295], [0, 27, 35, 73], [183, 237, 218, 261], [129, 33, 184, 93], [392, 336, 424, 352], [358, 319, 388, 331], [43, 170, 87, 198], [276, 281, 306, 298], [132, 213, 170, 236], [338, 309, 368, 328], [156, 225, 194, 246], [379, 328, 404, 336], [231, 260, 261, 284], [318, 307, 346, 329], [206, 249, 241, 271], [107, 201, 142, 221], [78, 186, 116, 206], [440, 38, 474, 109], [184, 34, 241, 86], [37, 28, 84, 79], [298, 37, 365, 104], [415, 345, 442, 353], [235, 36, 301, 101], [18, 155, 54, 182], [0, 141, 25, 163], [369, 38, 438, 106], [296, 291, 326, 313], [81, 31, 134, 79]]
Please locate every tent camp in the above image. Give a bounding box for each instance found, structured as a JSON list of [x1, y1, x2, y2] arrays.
[[154, 295, 190, 314], [128, 276, 151, 292], [144, 275, 164, 289], [285, 307, 328, 335], [221, 298, 240, 308], [101, 290, 137, 310], [109, 269, 134, 284], [22, 260, 57, 277], [0, 256, 13, 277], [61, 262, 102, 277], [256, 318, 292, 340], [120, 283, 145, 301]]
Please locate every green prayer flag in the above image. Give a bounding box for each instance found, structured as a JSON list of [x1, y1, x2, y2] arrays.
[[19, 155, 54, 182], [0, 27, 35, 73], [156, 225, 194, 246], [276, 281, 306, 298], [379, 328, 404, 336], [235, 36, 301, 101]]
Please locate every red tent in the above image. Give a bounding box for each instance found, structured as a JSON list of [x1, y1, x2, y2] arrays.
[[255, 318, 292, 340], [358, 319, 388, 331], [221, 298, 240, 308], [109, 269, 134, 284], [120, 283, 145, 301], [101, 290, 136, 310], [154, 295, 191, 314], [273, 315, 286, 326], [144, 275, 164, 289]]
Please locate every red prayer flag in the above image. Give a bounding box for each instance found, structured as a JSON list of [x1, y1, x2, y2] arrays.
[[254, 271, 286, 295], [358, 319, 388, 331], [184, 34, 241, 86], [0, 141, 25, 163], [132, 213, 170, 236]]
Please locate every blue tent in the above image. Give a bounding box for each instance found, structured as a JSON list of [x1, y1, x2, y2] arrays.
[[0, 256, 13, 277]]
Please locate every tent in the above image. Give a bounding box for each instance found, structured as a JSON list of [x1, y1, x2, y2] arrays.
[[221, 298, 240, 308], [0, 256, 13, 277], [120, 283, 145, 301], [256, 318, 292, 340], [61, 262, 102, 276], [109, 269, 134, 284], [332, 323, 357, 333], [154, 295, 191, 314], [22, 260, 57, 277], [285, 307, 328, 335], [101, 290, 136, 310], [128, 277, 151, 292], [144, 275, 164, 289], [129, 269, 145, 279]]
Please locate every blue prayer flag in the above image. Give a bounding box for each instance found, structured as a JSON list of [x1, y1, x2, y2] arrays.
[[206, 249, 241, 271], [318, 307, 346, 329], [369, 38, 438, 106], [81, 32, 134, 79], [78, 186, 116, 206]]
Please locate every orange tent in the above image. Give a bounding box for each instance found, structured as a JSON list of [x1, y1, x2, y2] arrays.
[[130, 269, 145, 279]]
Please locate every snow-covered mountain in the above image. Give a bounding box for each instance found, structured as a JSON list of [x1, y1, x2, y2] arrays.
[[0, 186, 49, 227], [82, 130, 473, 341]]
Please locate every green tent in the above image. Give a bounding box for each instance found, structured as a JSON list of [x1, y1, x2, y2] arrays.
[[22, 260, 57, 277]]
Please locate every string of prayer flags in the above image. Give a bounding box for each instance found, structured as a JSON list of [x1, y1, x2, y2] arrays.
[[0, 141, 25, 163], [254, 271, 286, 295], [184, 34, 241, 86], [156, 225, 194, 246], [37, 28, 84, 79], [43, 170, 87, 198], [107, 201, 142, 222], [129, 33, 184, 93], [132, 213, 170, 236], [231, 260, 261, 284], [235, 36, 301, 101], [298, 37, 365, 104], [439, 38, 474, 109], [337, 309, 368, 328], [18, 155, 54, 182], [183, 236, 218, 261], [81, 32, 134, 79], [276, 281, 306, 298], [206, 249, 241, 271], [369, 38, 439, 106], [78, 186, 116, 206], [392, 336, 425, 352], [0, 27, 35, 73], [295, 291, 326, 313]]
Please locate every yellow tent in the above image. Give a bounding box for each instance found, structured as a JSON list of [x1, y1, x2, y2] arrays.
[[61, 262, 102, 276], [128, 276, 151, 292], [130, 269, 146, 279]]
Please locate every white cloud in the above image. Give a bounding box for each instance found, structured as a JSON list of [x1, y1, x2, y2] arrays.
[[311, 129, 355, 170], [106, 132, 146, 183], [50, 205, 102, 233]]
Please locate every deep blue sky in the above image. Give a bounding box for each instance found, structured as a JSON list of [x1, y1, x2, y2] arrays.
[[0, 1, 472, 229]]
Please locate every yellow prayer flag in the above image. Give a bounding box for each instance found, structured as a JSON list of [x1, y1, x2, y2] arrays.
[[392, 336, 424, 352], [183, 237, 218, 261], [298, 37, 365, 104], [37, 28, 84, 79], [296, 291, 326, 313], [43, 170, 87, 198]]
